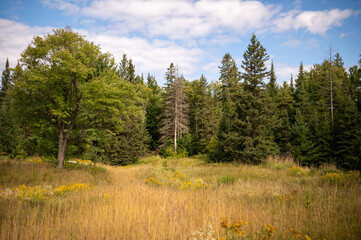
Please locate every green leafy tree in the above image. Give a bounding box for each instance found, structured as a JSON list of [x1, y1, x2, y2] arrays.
[[10, 27, 132, 168]]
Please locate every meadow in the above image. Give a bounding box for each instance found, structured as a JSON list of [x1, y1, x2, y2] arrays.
[[0, 156, 360, 240]]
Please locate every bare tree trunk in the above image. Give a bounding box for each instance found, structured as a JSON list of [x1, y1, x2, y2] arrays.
[[174, 101, 177, 154], [57, 124, 67, 168], [329, 47, 334, 127]]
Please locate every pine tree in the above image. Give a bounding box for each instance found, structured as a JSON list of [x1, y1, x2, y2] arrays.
[[235, 34, 278, 163], [274, 82, 294, 154], [145, 73, 164, 150], [294, 62, 306, 107], [160, 63, 189, 153], [118, 54, 136, 83], [187, 74, 215, 154], [291, 109, 319, 165], [209, 54, 240, 162], [0, 58, 11, 103], [219, 53, 240, 103], [241, 33, 269, 94], [290, 74, 295, 93], [211, 35, 278, 163], [118, 54, 129, 80], [267, 60, 278, 97]]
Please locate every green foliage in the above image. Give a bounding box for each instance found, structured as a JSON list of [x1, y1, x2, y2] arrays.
[[0, 58, 11, 103], [241, 33, 269, 94], [145, 74, 164, 150], [187, 75, 220, 155], [8, 27, 147, 167], [217, 175, 235, 185], [211, 35, 278, 164], [160, 63, 189, 153], [291, 109, 319, 165]]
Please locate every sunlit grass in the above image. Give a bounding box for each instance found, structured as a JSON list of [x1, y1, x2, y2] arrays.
[[0, 156, 360, 239]]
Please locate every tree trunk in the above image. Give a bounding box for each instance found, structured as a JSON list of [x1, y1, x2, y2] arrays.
[[174, 102, 177, 154], [57, 125, 68, 169]]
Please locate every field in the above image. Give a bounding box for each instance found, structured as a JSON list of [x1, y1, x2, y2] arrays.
[[0, 156, 360, 240]]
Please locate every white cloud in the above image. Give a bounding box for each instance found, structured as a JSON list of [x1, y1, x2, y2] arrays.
[[0, 19, 52, 71], [82, 30, 204, 79], [282, 38, 319, 48], [273, 62, 312, 83], [273, 9, 355, 34], [41, 0, 356, 39], [0, 19, 204, 84], [42, 0, 278, 40]]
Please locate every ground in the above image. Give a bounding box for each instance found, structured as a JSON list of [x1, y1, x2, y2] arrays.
[[0, 156, 360, 239]]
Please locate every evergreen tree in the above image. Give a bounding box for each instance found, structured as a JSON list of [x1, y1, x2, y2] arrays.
[[187, 75, 215, 154], [267, 60, 278, 97], [241, 33, 270, 94], [104, 111, 148, 165], [118, 54, 136, 83], [219, 53, 240, 103], [294, 62, 306, 106], [290, 74, 295, 93], [160, 63, 189, 153], [118, 54, 129, 80], [211, 35, 278, 163], [0, 58, 11, 103], [291, 109, 319, 165], [209, 53, 240, 162], [274, 82, 294, 154], [145, 73, 164, 150]]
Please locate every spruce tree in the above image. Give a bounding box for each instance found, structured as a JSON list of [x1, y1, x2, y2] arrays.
[[294, 62, 306, 107], [0, 58, 11, 103], [160, 63, 189, 153], [241, 33, 269, 94], [145, 73, 164, 150], [274, 82, 294, 154], [291, 109, 319, 165], [267, 60, 278, 97], [211, 35, 278, 163], [118, 54, 136, 83], [209, 53, 240, 162], [187, 75, 215, 154]]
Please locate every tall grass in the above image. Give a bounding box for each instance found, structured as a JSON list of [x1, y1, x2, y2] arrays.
[[0, 157, 360, 239]]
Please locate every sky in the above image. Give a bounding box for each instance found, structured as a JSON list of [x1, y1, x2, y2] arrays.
[[0, 0, 360, 86]]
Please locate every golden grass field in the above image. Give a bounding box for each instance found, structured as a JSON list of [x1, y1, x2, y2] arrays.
[[0, 156, 360, 240]]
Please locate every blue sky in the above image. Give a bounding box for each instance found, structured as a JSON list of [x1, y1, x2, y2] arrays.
[[1, 0, 360, 85]]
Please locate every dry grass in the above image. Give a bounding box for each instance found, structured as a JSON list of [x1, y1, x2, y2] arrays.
[[0, 157, 360, 240]]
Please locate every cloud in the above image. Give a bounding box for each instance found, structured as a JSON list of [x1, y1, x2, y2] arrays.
[[41, 0, 82, 14], [0, 19, 204, 84], [80, 30, 204, 80], [282, 38, 319, 48], [41, 0, 356, 39], [273, 9, 355, 34], [273, 62, 312, 83], [43, 0, 278, 40], [0, 19, 52, 70]]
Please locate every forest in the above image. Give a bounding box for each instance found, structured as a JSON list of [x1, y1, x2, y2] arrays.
[[0, 27, 360, 170]]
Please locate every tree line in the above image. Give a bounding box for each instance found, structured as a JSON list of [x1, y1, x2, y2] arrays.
[[0, 27, 360, 169]]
